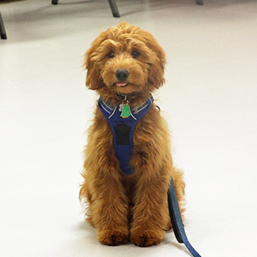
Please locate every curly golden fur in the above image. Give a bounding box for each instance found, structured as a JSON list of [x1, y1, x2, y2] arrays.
[[79, 22, 185, 247]]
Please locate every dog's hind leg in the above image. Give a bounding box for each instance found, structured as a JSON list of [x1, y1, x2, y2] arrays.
[[79, 174, 95, 226]]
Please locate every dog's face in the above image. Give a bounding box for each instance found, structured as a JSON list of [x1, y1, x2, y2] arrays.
[[84, 22, 166, 97]]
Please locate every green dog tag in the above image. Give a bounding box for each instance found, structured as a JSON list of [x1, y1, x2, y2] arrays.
[[121, 103, 131, 118]]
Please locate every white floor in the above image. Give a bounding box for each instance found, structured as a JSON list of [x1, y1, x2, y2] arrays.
[[1, 0, 257, 256]]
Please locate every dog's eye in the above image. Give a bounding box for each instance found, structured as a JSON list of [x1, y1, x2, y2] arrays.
[[107, 51, 115, 58], [131, 51, 140, 58]]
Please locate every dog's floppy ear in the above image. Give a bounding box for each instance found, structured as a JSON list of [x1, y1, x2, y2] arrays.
[[146, 36, 166, 89], [84, 36, 105, 90]]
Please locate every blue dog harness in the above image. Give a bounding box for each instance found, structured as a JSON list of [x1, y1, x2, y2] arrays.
[[98, 95, 201, 257], [98, 94, 154, 175]]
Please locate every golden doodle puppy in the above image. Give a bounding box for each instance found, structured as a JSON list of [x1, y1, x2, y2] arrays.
[[80, 22, 185, 247]]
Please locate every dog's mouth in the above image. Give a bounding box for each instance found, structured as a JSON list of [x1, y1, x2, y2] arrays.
[[116, 82, 128, 87]]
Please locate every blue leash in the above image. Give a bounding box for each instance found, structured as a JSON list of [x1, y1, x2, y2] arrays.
[[168, 179, 201, 257]]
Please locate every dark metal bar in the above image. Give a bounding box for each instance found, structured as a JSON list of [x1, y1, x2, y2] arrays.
[[107, 0, 120, 17], [0, 12, 7, 40], [196, 0, 204, 5], [52, 0, 59, 5]]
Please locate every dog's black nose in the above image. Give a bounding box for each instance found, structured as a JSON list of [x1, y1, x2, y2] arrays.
[[116, 69, 129, 82]]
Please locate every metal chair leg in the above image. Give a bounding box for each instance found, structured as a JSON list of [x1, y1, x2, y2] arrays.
[[51, 0, 120, 17], [0, 12, 7, 40], [107, 0, 120, 17], [196, 0, 204, 5]]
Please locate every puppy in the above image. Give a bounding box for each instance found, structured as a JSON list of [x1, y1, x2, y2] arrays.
[[80, 22, 185, 247]]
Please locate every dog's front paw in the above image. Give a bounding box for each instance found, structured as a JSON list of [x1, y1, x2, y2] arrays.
[[130, 229, 165, 247], [97, 229, 129, 246]]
